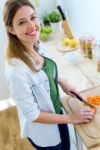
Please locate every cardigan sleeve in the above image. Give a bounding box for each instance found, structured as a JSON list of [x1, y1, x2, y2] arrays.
[[6, 67, 40, 122]]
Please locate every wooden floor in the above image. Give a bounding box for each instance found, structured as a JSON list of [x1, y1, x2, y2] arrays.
[[0, 106, 35, 150]]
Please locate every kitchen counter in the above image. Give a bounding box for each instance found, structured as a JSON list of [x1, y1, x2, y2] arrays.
[[42, 33, 100, 94]]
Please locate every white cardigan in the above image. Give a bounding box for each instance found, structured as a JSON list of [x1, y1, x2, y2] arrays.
[[5, 43, 61, 147]]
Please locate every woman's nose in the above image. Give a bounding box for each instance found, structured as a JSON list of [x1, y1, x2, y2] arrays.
[[27, 21, 36, 29]]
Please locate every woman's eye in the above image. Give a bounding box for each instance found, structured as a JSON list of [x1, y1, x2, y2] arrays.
[[31, 16, 37, 21], [19, 21, 26, 25]]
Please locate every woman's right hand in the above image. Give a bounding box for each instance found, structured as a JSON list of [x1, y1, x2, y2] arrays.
[[67, 109, 95, 124]]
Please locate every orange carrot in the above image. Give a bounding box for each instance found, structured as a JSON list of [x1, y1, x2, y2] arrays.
[[87, 96, 100, 105]]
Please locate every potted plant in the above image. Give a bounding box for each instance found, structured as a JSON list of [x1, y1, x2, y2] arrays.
[[48, 10, 62, 33], [42, 13, 50, 26]]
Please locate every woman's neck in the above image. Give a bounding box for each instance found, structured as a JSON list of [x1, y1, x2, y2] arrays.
[[22, 41, 36, 52]]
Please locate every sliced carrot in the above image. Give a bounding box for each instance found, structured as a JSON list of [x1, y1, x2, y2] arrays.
[[87, 96, 100, 105]]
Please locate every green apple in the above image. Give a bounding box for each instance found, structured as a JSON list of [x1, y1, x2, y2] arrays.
[[41, 26, 52, 34], [40, 32, 49, 41]]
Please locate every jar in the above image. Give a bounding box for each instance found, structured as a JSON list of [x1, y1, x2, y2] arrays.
[[86, 40, 93, 59], [96, 46, 100, 72], [79, 38, 87, 56], [93, 41, 100, 72], [92, 45, 98, 64], [97, 61, 100, 72]]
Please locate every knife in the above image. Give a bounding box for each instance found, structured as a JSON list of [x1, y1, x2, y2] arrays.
[[57, 5, 74, 39], [70, 91, 95, 108]]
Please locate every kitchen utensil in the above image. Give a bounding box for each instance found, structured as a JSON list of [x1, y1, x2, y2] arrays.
[[57, 5, 74, 39], [71, 91, 95, 108]]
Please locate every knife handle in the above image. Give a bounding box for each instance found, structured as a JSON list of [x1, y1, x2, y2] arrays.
[[57, 5, 66, 20], [70, 91, 83, 102]]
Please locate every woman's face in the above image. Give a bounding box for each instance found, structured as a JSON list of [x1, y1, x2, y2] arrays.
[[9, 6, 40, 46]]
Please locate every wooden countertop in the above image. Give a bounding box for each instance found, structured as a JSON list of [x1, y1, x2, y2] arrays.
[[42, 33, 100, 94]]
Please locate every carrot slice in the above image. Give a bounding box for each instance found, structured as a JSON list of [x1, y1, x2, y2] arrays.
[[87, 96, 100, 105]]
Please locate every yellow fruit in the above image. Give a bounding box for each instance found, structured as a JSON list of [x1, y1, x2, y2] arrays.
[[70, 39, 78, 48], [63, 38, 70, 46]]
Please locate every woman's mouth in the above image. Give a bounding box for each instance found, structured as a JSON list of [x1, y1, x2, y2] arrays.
[[26, 29, 37, 36]]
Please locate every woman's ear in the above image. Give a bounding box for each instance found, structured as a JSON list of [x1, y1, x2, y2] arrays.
[[7, 26, 16, 35]]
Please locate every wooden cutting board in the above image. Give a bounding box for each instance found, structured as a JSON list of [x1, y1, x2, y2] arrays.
[[57, 41, 78, 52], [61, 86, 100, 150]]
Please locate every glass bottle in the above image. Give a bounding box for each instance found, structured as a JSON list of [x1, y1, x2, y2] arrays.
[[96, 45, 100, 72], [86, 40, 93, 59]]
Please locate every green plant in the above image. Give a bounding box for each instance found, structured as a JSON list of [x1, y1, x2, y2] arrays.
[[48, 10, 61, 23], [42, 15, 50, 26], [42, 11, 50, 26]]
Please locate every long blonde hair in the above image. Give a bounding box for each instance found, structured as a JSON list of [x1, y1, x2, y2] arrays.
[[3, 0, 37, 72]]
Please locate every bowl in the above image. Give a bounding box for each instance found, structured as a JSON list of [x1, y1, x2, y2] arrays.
[[64, 51, 81, 64]]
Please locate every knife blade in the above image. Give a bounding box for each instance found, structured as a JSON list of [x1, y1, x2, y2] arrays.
[[71, 91, 95, 108]]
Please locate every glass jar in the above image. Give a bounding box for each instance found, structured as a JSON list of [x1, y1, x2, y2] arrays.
[[79, 38, 87, 56], [92, 45, 98, 64], [96, 46, 100, 72], [93, 41, 100, 72], [86, 40, 93, 59]]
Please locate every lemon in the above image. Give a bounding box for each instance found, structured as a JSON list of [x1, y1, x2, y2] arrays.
[[63, 38, 70, 46], [70, 39, 78, 48]]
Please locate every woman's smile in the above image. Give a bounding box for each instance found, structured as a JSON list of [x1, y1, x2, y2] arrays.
[[26, 29, 37, 36]]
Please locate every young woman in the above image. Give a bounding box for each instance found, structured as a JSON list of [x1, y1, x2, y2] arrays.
[[3, 0, 94, 150]]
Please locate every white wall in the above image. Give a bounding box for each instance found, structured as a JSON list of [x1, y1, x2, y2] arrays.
[[63, 0, 100, 40], [32, 0, 57, 17], [0, 0, 10, 100]]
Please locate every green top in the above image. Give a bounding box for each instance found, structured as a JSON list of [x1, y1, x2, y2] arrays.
[[42, 57, 61, 113]]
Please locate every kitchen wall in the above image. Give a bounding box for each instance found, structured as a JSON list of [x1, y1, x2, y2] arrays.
[[0, 0, 10, 100], [63, 0, 100, 40], [32, 0, 57, 17]]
